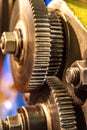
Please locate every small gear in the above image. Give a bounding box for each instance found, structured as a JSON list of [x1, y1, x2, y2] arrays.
[[24, 76, 77, 130], [48, 10, 65, 75], [47, 76, 77, 130]]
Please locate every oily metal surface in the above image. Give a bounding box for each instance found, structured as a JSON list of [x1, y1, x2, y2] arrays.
[[10, 0, 50, 92]]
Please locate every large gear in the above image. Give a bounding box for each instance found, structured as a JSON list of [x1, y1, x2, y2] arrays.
[[29, 0, 50, 90], [10, 0, 50, 92], [47, 76, 77, 130], [27, 0, 51, 92]]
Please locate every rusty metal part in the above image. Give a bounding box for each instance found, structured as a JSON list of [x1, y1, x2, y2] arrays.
[[9, 0, 50, 92]]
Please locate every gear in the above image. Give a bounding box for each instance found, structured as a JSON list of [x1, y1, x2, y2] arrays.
[[10, 0, 50, 92], [27, 0, 51, 92], [24, 76, 77, 130], [47, 76, 77, 130], [48, 10, 65, 75]]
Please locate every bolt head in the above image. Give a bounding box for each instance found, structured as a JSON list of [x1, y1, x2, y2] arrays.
[[1, 32, 16, 54]]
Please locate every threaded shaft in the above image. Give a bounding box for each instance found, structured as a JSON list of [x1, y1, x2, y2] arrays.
[[66, 67, 80, 86]]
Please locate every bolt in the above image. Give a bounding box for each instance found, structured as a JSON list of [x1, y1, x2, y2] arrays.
[[0, 32, 17, 54], [0, 30, 24, 64], [0, 30, 22, 55], [65, 67, 80, 86]]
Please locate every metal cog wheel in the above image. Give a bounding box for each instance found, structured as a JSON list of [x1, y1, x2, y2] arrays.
[[24, 76, 77, 130], [10, 0, 50, 92], [47, 76, 77, 130], [27, 0, 51, 92], [48, 10, 65, 75]]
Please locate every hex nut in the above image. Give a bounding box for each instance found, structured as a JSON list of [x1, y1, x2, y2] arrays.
[[70, 60, 87, 89], [76, 60, 87, 86], [1, 32, 17, 54]]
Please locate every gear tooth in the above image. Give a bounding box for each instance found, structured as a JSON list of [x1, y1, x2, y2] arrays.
[[47, 76, 77, 130]]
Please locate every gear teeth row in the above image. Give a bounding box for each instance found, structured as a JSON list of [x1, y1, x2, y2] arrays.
[[48, 11, 65, 75], [27, 0, 50, 92], [47, 76, 77, 130]]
